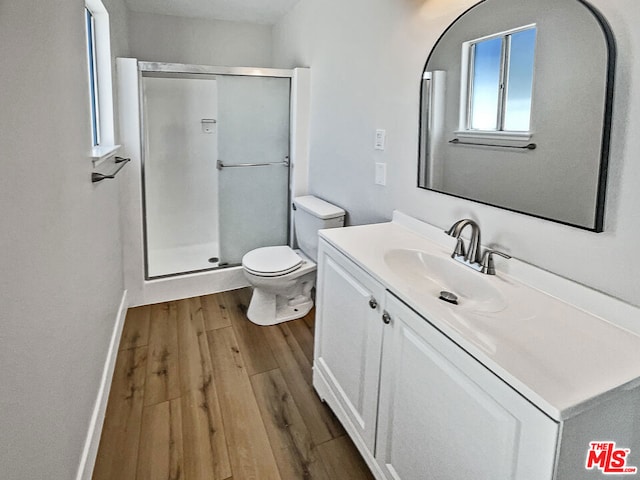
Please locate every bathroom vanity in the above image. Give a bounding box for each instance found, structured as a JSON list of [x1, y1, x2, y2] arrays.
[[313, 213, 640, 480]]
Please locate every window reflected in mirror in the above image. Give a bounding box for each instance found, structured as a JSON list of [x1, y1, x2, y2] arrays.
[[504, 28, 536, 131], [467, 26, 536, 132]]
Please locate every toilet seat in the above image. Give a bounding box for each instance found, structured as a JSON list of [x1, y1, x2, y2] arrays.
[[242, 246, 303, 277]]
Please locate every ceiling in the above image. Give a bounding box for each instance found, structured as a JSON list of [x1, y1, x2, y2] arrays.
[[125, 0, 302, 25]]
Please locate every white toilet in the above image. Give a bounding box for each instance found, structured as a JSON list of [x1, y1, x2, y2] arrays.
[[242, 195, 345, 326]]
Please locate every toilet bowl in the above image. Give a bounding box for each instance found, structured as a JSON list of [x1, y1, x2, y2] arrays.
[[242, 196, 345, 326], [242, 246, 316, 325]]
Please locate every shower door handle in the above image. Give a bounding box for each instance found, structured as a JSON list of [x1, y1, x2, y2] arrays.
[[216, 158, 290, 170]]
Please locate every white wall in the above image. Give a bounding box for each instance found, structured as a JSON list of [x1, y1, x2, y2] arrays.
[[0, 0, 128, 478], [128, 11, 273, 66], [272, 0, 640, 308]]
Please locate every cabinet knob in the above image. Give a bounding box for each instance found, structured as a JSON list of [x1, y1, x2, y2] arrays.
[[382, 311, 391, 324], [369, 297, 378, 309]]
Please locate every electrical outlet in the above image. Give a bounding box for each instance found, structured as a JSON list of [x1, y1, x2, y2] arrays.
[[375, 163, 386, 185]]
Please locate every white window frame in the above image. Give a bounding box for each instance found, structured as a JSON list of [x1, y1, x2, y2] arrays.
[[456, 24, 536, 144], [85, 0, 119, 163]]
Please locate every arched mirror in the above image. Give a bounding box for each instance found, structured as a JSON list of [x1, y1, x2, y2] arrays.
[[418, 0, 615, 231]]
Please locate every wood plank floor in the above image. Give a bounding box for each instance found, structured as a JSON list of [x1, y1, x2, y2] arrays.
[[93, 288, 374, 480]]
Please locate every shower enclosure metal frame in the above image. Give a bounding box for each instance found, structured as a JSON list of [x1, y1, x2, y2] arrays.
[[138, 61, 295, 280]]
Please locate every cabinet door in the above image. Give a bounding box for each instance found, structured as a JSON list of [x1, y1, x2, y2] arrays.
[[376, 294, 558, 480], [314, 240, 385, 452]]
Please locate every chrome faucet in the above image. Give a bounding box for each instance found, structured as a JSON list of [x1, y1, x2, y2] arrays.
[[445, 219, 511, 274], [445, 219, 482, 265]]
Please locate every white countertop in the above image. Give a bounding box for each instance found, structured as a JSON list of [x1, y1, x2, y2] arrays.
[[319, 214, 640, 421]]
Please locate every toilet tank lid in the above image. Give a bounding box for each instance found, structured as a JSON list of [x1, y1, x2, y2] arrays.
[[294, 195, 345, 220]]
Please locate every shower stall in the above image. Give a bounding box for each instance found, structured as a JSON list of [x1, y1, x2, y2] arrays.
[[117, 59, 310, 305]]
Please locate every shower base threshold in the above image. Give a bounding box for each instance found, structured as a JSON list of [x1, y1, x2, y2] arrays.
[[148, 241, 219, 278]]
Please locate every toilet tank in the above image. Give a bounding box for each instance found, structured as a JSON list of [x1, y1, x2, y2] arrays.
[[293, 195, 345, 262]]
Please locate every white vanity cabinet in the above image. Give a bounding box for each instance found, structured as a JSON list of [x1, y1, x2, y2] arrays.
[[314, 238, 557, 480], [376, 294, 558, 480], [314, 219, 640, 480], [313, 239, 386, 453]]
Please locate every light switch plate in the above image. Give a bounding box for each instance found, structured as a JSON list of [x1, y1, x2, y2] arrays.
[[375, 129, 386, 150]]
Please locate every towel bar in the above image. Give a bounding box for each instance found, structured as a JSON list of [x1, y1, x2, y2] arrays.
[[92, 156, 131, 183]]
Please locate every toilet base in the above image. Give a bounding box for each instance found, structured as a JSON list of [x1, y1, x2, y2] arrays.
[[246, 288, 314, 326]]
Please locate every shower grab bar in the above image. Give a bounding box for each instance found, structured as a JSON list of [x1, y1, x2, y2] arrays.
[[216, 158, 290, 170], [92, 157, 131, 183]]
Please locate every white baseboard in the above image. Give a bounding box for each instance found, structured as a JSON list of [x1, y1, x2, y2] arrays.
[[75, 289, 129, 480]]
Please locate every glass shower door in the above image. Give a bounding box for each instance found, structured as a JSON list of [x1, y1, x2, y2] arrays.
[[216, 76, 291, 266], [143, 75, 220, 278]]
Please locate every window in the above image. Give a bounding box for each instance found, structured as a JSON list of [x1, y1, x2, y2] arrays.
[[85, 8, 100, 146], [465, 26, 536, 134], [84, 0, 118, 162]]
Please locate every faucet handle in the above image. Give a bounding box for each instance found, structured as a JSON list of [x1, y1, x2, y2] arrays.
[[480, 249, 511, 275]]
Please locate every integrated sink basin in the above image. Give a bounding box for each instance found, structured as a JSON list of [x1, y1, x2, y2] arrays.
[[383, 248, 507, 313]]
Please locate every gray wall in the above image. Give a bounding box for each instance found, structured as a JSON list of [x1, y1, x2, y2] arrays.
[[128, 11, 273, 66], [0, 0, 128, 478], [272, 0, 640, 307]]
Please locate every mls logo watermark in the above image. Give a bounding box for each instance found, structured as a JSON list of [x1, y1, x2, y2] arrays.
[[586, 442, 638, 475]]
